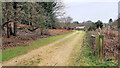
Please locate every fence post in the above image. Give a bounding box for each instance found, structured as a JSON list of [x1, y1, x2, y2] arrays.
[[99, 34, 104, 63], [95, 33, 104, 64], [95, 35, 100, 63]]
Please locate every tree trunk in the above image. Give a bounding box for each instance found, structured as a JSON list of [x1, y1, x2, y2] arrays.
[[41, 28, 44, 35], [13, 2, 17, 36], [6, 3, 10, 38], [9, 24, 13, 35], [13, 22, 16, 36], [6, 22, 10, 38]]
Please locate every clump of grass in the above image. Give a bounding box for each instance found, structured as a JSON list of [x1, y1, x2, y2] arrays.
[[37, 58, 40, 61], [36, 58, 41, 63]]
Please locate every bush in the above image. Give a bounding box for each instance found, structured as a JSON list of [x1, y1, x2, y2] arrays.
[[88, 20, 103, 31], [88, 23, 97, 31], [95, 20, 103, 28]]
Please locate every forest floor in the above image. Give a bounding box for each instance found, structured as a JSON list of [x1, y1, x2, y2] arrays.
[[2, 31, 85, 66]]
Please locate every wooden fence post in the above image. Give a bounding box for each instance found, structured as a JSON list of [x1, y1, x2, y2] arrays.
[[95, 33, 104, 63], [99, 34, 104, 63], [95, 35, 99, 63]]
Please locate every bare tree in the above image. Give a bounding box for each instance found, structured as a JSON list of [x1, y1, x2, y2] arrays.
[[61, 16, 73, 29]]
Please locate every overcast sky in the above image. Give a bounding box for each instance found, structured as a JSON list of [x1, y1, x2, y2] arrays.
[[62, 0, 119, 23]]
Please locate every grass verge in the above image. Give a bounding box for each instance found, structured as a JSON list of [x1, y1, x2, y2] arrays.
[[2, 32, 74, 61]]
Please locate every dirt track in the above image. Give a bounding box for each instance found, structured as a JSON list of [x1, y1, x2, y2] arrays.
[[2, 31, 84, 66]]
